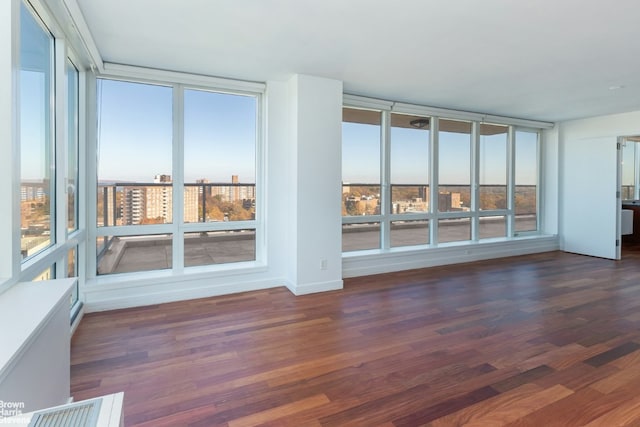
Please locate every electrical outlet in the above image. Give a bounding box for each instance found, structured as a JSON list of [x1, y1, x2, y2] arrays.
[[320, 259, 328, 270]]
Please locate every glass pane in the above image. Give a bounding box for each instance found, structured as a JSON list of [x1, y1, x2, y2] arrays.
[[342, 223, 380, 251], [438, 218, 471, 243], [342, 108, 381, 216], [479, 124, 508, 211], [184, 230, 255, 267], [97, 79, 173, 226], [67, 247, 77, 277], [479, 216, 507, 239], [391, 113, 429, 213], [343, 186, 381, 216], [184, 90, 257, 223], [20, 4, 55, 259], [97, 183, 173, 226], [32, 266, 54, 282], [391, 220, 429, 247], [439, 119, 471, 212], [67, 60, 79, 232], [515, 130, 538, 232], [622, 140, 636, 201], [97, 234, 173, 275], [68, 247, 78, 307]]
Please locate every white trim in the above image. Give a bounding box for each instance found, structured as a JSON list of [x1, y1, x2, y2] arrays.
[[172, 85, 185, 272], [394, 102, 484, 122], [343, 94, 393, 111], [84, 272, 279, 312], [343, 94, 555, 129], [286, 279, 343, 296], [55, 38, 68, 276], [101, 62, 265, 93], [343, 235, 559, 278], [60, 0, 103, 71]]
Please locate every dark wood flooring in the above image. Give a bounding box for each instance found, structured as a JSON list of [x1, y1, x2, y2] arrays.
[[71, 250, 640, 426]]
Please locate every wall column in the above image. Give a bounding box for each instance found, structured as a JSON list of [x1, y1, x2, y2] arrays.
[[286, 74, 343, 294]]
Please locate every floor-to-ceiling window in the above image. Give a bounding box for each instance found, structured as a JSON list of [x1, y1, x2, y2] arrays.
[[95, 78, 261, 276], [16, 1, 85, 315], [342, 101, 542, 253], [20, 2, 55, 261], [342, 108, 382, 252]]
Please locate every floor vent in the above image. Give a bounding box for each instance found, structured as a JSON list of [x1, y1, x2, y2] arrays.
[[28, 398, 102, 427]]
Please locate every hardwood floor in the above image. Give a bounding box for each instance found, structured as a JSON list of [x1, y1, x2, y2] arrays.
[[71, 250, 640, 426]]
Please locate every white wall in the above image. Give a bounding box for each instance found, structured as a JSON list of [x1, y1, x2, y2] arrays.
[[559, 110, 640, 250], [286, 75, 344, 295]]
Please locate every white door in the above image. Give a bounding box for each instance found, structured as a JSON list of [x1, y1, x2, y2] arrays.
[[562, 136, 620, 259]]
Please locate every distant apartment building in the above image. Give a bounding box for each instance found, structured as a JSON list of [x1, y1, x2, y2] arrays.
[[439, 192, 462, 211], [21, 182, 47, 202], [119, 175, 199, 225], [209, 175, 256, 203]]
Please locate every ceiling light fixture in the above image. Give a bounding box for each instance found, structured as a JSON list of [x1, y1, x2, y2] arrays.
[[409, 118, 429, 128]]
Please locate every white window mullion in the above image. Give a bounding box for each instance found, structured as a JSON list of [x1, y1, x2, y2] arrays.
[[507, 126, 516, 237], [380, 110, 391, 250], [430, 117, 439, 244], [535, 131, 542, 232], [86, 72, 98, 278], [54, 38, 67, 277], [634, 142, 640, 200], [471, 121, 480, 241], [255, 93, 265, 264], [172, 85, 184, 272]]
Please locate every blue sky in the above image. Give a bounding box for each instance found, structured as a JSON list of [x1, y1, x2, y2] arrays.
[[343, 122, 538, 185], [20, 2, 52, 182], [97, 79, 256, 183]]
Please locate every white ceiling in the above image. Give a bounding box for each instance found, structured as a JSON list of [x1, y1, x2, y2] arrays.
[[75, 0, 640, 122]]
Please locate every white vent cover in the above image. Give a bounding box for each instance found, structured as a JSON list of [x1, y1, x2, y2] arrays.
[[28, 398, 102, 427]]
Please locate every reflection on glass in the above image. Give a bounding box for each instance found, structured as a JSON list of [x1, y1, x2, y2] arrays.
[[96, 79, 173, 226], [479, 124, 508, 211], [342, 108, 381, 216], [67, 60, 79, 232], [342, 223, 380, 251], [68, 247, 78, 307], [184, 230, 256, 267], [97, 234, 173, 275], [439, 119, 471, 213], [20, 4, 55, 259], [515, 130, 538, 232], [184, 90, 257, 223], [391, 113, 429, 213], [33, 266, 54, 282], [479, 216, 507, 239], [438, 218, 471, 243], [391, 220, 429, 247]]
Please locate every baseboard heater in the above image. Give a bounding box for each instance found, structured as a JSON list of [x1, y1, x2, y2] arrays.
[[3, 392, 123, 426], [28, 398, 101, 427]]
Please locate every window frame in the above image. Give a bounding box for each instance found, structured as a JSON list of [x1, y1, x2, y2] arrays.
[[342, 96, 544, 254], [89, 69, 265, 279], [9, 1, 87, 319]]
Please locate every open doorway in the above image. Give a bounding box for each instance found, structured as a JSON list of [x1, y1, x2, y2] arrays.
[[620, 136, 640, 256]]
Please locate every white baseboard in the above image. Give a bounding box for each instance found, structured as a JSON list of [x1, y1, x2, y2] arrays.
[[343, 235, 559, 278], [84, 277, 286, 312], [286, 279, 343, 296]]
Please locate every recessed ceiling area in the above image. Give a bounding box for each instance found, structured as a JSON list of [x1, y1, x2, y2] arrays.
[[75, 0, 640, 122]]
